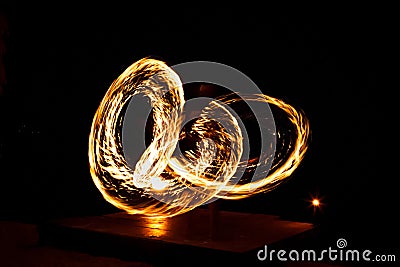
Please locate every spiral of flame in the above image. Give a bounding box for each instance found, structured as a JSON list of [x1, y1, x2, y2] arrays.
[[88, 58, 310, 218]]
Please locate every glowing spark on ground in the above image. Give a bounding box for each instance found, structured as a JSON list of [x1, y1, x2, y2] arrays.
[[88, 58, 311, 218]]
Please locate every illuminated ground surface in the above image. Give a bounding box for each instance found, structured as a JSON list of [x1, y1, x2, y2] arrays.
[[0, 208, 361, 267], [1, 218, 350, 267]]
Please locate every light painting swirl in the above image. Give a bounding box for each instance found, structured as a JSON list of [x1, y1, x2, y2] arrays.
[[88, 58, 310, 218]]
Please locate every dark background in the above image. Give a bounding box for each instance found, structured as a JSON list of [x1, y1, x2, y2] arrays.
[[0, 4, 396, 250]]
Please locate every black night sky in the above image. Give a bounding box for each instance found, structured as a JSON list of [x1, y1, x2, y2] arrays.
[[0, 3, 397, 255]]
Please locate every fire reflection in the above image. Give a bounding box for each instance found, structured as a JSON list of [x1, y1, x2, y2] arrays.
[[144, 217, 168, 238]]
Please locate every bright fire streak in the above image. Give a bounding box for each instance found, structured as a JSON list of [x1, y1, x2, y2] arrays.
[[88, 58, 310, 218], [214, 94, 310, 199], [150, 177, 168, 191]]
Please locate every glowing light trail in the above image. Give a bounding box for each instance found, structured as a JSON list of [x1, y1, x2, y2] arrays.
[[88, 58, 310, 218]]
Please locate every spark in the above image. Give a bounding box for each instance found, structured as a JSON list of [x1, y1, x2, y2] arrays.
[[312, 199, 320, 207], [308, 194, 324, 215], [88, 58, 311, 218]]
